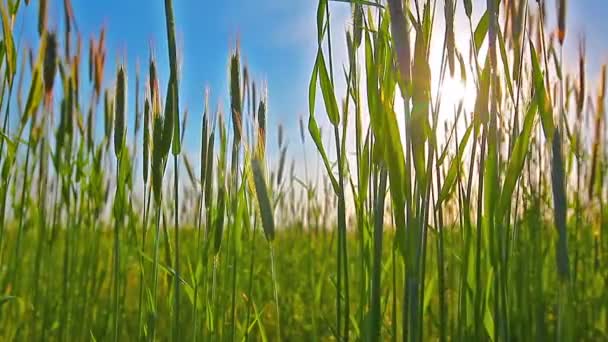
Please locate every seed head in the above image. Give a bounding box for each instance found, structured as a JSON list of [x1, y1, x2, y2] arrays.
[[65, 78, 74, 140], [277, 147, 287, 187], [114, 65, 127, 158], [251, 82, 257, 121], [352, 4, 363, 48], [387, 0, 411, 86], [278, 123, 284, 148], [464, 0, 472, 18], [94, 28, 106, 100], [152, 114, 165, 204], [214, 185, 226, 255], [38, 0, 47, 36], [56, 99, 67, 156], [557, 0, 566, 45], [88, 38, 94, 83], [43, 32, 58, 99], [252, 158, 275, 242], [87, 107, 94, 152], [160, 75, 175, 158], [576, 39, 586, 118], [550, 132, 570, 281], [149, 55, 159, 108], [204, 130, 215, 207], [230, 48, 243, 144], [104, 89, 114, 146], [143, 98, 150, 184], [242, 65, 249, 114], [257, 97, 267, 158], [299, 116, 305, 145], [589, 65, 606, 200], [445, 0, 455, 76], [135, 63, 141, 134], [200, 92, 209, 192]]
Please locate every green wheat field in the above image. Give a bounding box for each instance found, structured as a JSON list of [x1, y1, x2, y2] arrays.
[[0, 0, 607, 340]]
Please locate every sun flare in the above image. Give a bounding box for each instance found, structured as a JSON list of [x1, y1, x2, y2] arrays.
[[435, 76, 475, 125]]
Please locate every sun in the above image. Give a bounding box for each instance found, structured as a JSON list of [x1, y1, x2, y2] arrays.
[[438, 77, 468, 113], [435, 76, 476, 128], [393, 75, 474, 152]]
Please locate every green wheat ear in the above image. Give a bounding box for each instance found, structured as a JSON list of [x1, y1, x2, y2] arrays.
[[160, 75, 175, 158], [43, 32, 57, 98], [557, 0, 567, 45], [387, 0, 411, 86], [213, 184, 226, 255], [104, 89, 114, 146], [152, 113, 165, 204], [230, 48, 243, 144], [551, 131, 570, 281], [38, 0, 47, 36], [252, 158, 275, 242], [143, 98, 150, 184], [114, 65, 127, 158], [200, 93, 209, 193], [257, 96, 267, 159], [149, 55, 159, 110]]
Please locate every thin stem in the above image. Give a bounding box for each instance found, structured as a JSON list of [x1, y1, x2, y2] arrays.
[[270, 245, 281, 340], [173, 154, 180, 342], [150, 200, 162, 341]]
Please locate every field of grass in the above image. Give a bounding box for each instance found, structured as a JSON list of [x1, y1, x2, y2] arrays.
[[0, 0, 607, 341]]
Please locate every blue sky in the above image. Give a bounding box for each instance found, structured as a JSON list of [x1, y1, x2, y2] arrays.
[[14, 0, 342, 158], [13, 0, 608, 169]]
